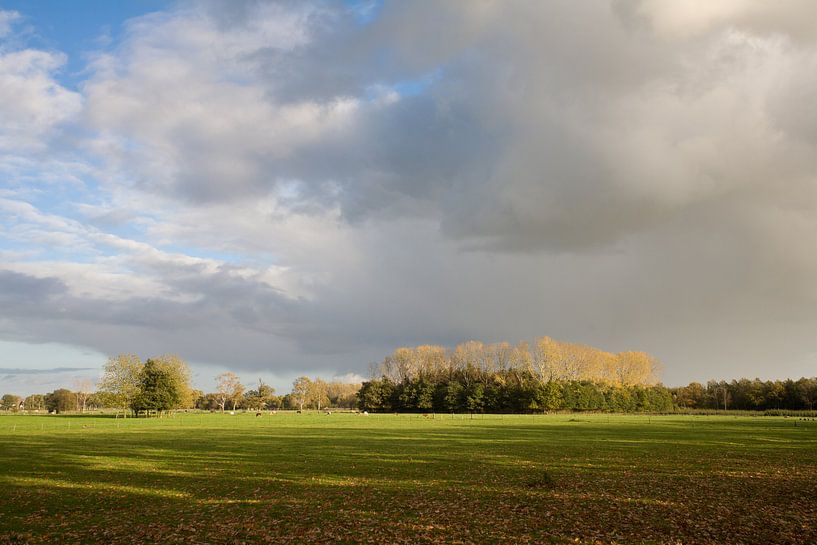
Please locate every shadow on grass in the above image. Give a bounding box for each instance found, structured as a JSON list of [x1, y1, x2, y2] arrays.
[[1, 418, 816, 544]]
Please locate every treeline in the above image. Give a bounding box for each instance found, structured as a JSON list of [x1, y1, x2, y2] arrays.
[[0, 355, 361, 414], [376, 340, 661, 386], [4, 346, 817, 415], [193, 374, 359, 411], [1, 390, 96, 414], [358, 341, 670, 413], [358, 376, 673, 413], [672, 378, 817, 411]]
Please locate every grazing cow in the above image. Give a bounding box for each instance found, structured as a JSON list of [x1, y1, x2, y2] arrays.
[[255, 412, 262, 417]]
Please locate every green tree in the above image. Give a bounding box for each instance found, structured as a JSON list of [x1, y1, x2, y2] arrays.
[[443, 381, 463, 412], [357, 379, 395, 412], [45, 389, 74, 413], [1, 394, 22, 411], [464, 383, 485, 413], [23, 394, 45, 412], [153, 355, 194, 408], [539, 381, 563, 411], [195, 392, 221, 411], [131, 359, 185, 414], [242, 380, 276, 410]]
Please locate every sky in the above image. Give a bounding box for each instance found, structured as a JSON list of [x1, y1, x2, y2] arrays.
[[1, 0, 816, 396]]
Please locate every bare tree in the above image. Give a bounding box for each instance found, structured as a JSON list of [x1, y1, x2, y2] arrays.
[[292, 376, 312, 411], [73, 378, 94, 412], [215, 372, 244, 412], [310, 379, 330, 411]]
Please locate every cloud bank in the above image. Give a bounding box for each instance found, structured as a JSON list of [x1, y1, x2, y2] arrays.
[[2, 1, 817, 393]]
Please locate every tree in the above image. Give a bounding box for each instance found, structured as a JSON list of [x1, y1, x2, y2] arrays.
[[796, 378, 817, 410], [23, 394, 45, 412], [195, 392, 221, 411], [674, 382, 705, 409], [443, 381, 463, 412], [464, 383, 485, 413], [539, 381, 563, 411], [291, 376, 312, 411], [242, 380, 276, 410], [309, 378, 329, 411], [215, 372, 244, 412], [357, 379, 395, 412], [326, 381, 360, 408], [1, 394, 22, 411], [131, 359, 185, 414], [399, 378, 434, 411], [87, 391, 113, 410], [45, 389, 74, 413], [707, 381, 731, 410], [532, 336, 564, 382], [153, 355, 194, 408], [615, 352, 659, 386], [73, 378, 94, 412], [98, 354, 144, 416]]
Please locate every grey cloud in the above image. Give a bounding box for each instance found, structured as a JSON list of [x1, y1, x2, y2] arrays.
[[0, 270, 66, 310], [0, 367, 95, 375], [0, 265, 300, 335], [79, 1, 817, 253], [3, 1, 817, 387], [0, 266, 326, 371]]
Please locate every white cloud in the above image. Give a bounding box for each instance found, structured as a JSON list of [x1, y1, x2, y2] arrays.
[[3, 1, 817, 392], [0, 48, 81, 152], [0, 9, 20, 38]]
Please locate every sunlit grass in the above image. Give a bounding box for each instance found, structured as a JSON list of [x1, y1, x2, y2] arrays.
[[1, 412, 816, 544]]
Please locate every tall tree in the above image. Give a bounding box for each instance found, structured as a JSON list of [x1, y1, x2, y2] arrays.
[[326, 381, 361, 408], [215, 372, 244, 412], [309, 379, 330, 410], [291, 376, 312, 411], [98, 354, 144, 416], [131, 359, 185, 414], [73, 378, 94, 412], [153, 354, 194, 408], [615, 351, 659, 386]]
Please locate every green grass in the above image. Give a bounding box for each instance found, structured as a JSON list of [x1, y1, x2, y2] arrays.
[[1, 413, 816, 544]]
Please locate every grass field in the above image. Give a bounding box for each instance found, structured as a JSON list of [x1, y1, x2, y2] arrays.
[[1, 413, 815, 544]]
